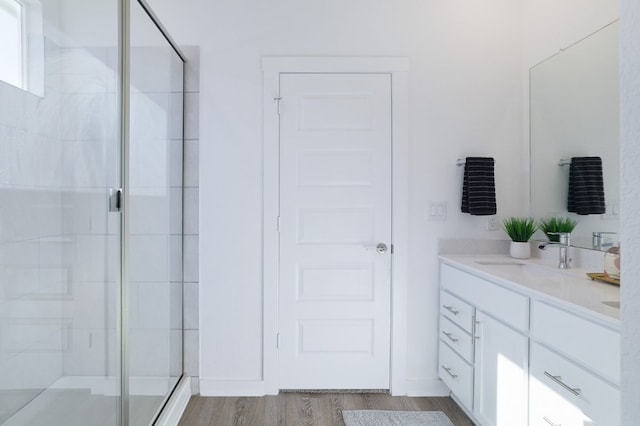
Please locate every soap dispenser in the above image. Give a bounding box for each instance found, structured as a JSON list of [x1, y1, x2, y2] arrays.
[[604, 242, 620, 280]]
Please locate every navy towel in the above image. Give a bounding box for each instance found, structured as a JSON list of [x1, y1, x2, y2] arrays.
[[567, 156, 606, 215], [461, 157, 497, 216]]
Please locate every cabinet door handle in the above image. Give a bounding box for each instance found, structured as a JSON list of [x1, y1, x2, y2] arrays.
[[544, 371, 582, 397], [441, 365, 458, 379], [442, 331, 459, 342], [543, 416, 560, 426], [442, 305, 460, 315]]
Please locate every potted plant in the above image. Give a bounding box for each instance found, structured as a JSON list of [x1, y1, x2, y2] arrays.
[[538, 217, 578, 242], [503, 217, 537, 259]]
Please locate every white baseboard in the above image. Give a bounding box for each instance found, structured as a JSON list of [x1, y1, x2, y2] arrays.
[[155, 376, 192, 426], [199, 379, 266, 396], [198, 378, 448, 397], [405, 378, 450, 397]]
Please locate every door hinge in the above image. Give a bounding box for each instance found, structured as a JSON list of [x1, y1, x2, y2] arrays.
[[108, 188, 122, 212], [274, 96, 282, 115], [390, 244, 394, 254], [277, 215, 281, 232], [276, 333, 280, 349]]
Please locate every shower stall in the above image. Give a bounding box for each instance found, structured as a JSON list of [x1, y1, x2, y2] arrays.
[[0, 0, 185, 424]]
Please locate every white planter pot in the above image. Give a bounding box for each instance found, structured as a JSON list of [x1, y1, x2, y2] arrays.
[[510, 241, 531, 259]]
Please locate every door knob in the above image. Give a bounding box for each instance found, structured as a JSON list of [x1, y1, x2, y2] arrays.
[[363, 243, 388, 254]]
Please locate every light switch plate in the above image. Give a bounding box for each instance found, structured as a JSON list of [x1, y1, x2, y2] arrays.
[[429, 202, 447, 221]]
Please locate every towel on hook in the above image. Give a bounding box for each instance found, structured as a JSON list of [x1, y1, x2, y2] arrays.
[[461, 157, 497, 216], [567, 156, 606, 215]]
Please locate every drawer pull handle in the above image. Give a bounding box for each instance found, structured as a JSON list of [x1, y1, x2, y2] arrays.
[[544, 371, 582, 397], [443, 305, 460, 315], [543, 416, 560, 426], [442, 331, 459, 342], [441, 365, 458, 379]]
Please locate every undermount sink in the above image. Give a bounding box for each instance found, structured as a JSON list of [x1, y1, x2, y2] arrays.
[[475, 260, 525, 266], [474, 260, 563, 278], [602, 301, 620, 309]]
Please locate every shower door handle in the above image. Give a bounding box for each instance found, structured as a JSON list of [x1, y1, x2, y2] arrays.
[[109, 188, 122, 212]]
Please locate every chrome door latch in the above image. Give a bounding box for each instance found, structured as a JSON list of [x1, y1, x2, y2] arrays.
[[109, 188, 122, 212]]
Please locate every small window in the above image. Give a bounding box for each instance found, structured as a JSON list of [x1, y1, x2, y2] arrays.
[[0, 0, 25, 89], [0, 0, 43, 96]]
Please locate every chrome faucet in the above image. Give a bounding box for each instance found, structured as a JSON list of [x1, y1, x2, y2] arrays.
[[538, 232, 571, 269], [592, 231, 616, 249]]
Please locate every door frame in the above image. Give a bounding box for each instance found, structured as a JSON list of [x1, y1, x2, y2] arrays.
[[262, 57, 409, 395]]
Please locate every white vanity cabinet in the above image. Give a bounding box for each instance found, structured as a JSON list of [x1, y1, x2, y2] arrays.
[[439, 259, 621, 426], [439, 263, 529, 426], [529, 300, 620, 426], [473, 311, 528, 426]]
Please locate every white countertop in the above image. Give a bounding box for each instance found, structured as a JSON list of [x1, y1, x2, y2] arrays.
[[439, 254, 620, 326]]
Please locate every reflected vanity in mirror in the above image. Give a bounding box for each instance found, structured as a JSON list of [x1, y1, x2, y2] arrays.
[[530, 21, 619, 251]]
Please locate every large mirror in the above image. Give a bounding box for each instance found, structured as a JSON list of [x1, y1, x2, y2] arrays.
[[530, 21, 619, 251]]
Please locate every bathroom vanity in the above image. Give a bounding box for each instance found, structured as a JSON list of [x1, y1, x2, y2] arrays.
[[438, 255, 620, 426]]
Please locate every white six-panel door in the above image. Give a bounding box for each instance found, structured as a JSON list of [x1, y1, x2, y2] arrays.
[[278, 73, 392, 389]]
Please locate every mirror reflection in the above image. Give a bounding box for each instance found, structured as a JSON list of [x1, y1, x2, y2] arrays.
[[530, 21, 619, 251]]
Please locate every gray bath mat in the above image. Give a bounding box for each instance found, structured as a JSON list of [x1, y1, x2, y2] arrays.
[[342, 410, 454, 426]]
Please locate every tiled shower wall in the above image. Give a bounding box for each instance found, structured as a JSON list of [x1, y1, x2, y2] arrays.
[[181, 47, 200, 394]]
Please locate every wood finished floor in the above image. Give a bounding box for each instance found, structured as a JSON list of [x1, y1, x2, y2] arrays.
[[178, 393, 474, 426]]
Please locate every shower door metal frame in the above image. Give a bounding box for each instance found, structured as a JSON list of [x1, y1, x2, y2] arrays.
[[118, 0, 187, 424]]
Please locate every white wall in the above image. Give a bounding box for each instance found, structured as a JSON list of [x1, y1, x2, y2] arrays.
[[148, 0, 525, 395], [620, 0, 640, 423]]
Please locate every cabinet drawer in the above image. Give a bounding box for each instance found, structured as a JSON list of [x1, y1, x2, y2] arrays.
[[530, 343, 620, 426], [531, 300, 620, 384], [441, 263, 529, 332], [439, 315, 474, 363], [440, 290, 474, 333], [439, 341, 473, 411]]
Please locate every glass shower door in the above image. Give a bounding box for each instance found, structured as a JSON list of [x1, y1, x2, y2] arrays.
[[127, 2, 184, 424], [0, 0, 122, 425]]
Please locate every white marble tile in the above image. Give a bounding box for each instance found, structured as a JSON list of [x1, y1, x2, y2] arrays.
[[130, 92, 170, 141], [62, 282, 112, 329], [134, 282, 171, 329], [61, 48, 111, 95], [129, 192, 171, 235], [129, 328, 169, 377], [62, 139, 115, 188], [183, 330, 199, 377], [75, 93, 118, 142], [183, 187, 198, 235], [183, 235, 199, 283], [183, 139, 199, 188], [169, 329, 182, 376], [184, 92, 199, 140], [62, 328, 109, 376], [1, 189, 62, 243], [130, 46, 173, 94], [169, 92, 183, 141], [2, 349, 62, 389], [168, 235, 183, 283], [182, 46, 200, 94], [73, 235, 117, 283], [183, 282, 199, 331], [129, 235, 168, 283], [130, 139, 170, 189], [170, 187, 183, 235], [62, 189, 111, 235], [168, 139, 183, 188], [170, 282, 183, 331]]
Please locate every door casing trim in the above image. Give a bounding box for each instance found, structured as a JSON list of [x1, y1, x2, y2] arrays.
[[262, 57, 409, 395]]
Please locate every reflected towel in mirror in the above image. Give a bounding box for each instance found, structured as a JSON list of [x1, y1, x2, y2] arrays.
[[568, 156, 606, 215]]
